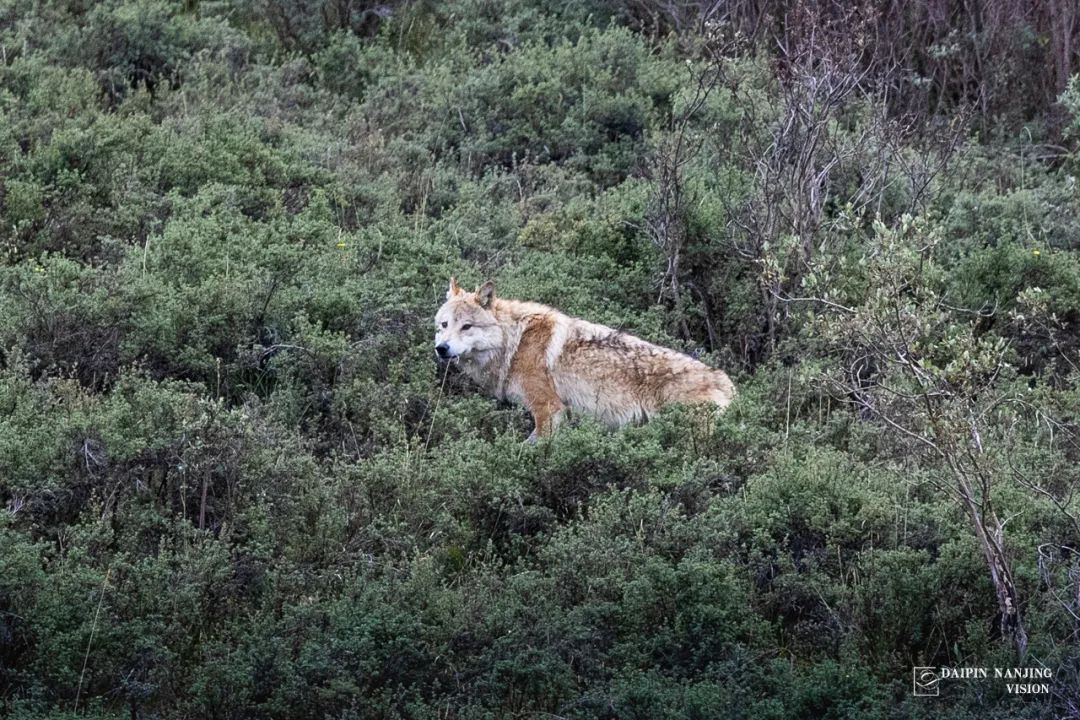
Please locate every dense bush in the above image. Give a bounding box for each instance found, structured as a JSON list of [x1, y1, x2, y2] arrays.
[[1, 2, 1078, 719]]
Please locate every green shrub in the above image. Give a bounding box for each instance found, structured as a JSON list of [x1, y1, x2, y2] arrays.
[[2, 3, 1079, 720]]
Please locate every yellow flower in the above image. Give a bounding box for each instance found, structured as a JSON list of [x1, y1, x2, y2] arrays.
[[1032, 249, 1041, 257]]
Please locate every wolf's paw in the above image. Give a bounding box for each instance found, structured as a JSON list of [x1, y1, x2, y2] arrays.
[[524, 432, 539, 446]]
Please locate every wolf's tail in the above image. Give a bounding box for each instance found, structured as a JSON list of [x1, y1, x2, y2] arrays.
[[707, 372, 736, 409]]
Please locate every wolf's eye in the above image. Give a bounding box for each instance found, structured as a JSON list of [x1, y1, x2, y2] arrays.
[[440, 322, 447, 329], [461, 323, 472, 331]]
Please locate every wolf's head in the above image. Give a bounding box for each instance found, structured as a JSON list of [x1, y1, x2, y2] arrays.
[[434, 278, 501, 362]]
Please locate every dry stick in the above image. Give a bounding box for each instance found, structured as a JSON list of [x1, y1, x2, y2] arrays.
[[784, 364, 793, 442], [198, 476, 209, 531], [74, 567, 111, 713], [423, 361, 452, 454]]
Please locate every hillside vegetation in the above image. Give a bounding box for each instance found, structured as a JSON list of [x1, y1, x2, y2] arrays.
[[1, 1, 1079, 718]]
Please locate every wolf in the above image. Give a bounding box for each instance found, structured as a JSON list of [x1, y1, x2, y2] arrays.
[[434, 278, 735, 442]]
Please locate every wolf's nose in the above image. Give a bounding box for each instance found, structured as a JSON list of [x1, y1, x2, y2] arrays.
[[435, 343, 450, 359]]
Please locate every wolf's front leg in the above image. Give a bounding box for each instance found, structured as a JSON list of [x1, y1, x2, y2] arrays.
[[521, 376, 564, 444], [525, 404, 565, 444], [511, 317, 564, 443]]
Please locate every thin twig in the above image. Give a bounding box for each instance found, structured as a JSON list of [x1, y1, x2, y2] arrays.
[[74, 567, 111, 713], [423, 362, 452, 453]]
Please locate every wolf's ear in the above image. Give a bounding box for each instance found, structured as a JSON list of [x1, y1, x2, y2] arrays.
[[477, 280, 495, 309], [447, 277, 463, 300]]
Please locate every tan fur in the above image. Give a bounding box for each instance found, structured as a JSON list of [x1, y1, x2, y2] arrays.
[[435, 279, 735, 442]]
